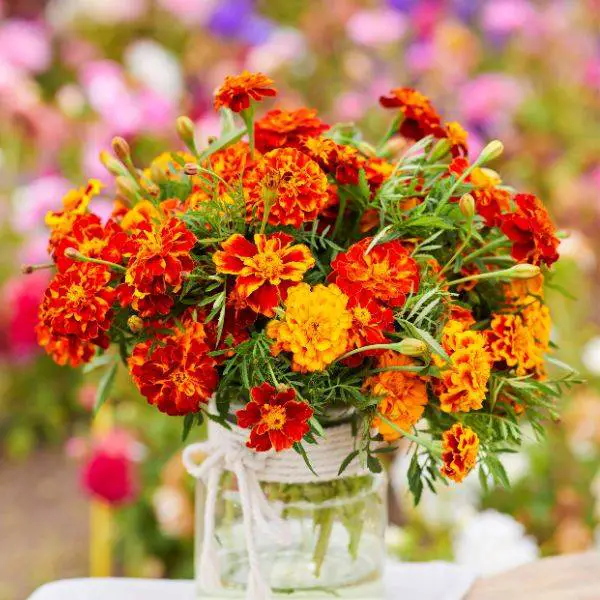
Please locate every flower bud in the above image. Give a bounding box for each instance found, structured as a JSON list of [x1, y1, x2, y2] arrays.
[[184, 162, 199, 176], [176, 116, 197, 152], [146, 183, 160, 197], [459, 193, 475, 219], [127, 315, 145, 334], [357, 142, 377, 157], [383, 137, 407, 158], [396, 338, 427, 357], [429, 138, 450, 162], [116, 176, 140, 203], [111, 136, 131, 163], [100, 151, 126, 177], [150, 162, 168, 184], [478, 140, 504, 164], [64, 247, 80, 259], [510, 263, 541, 279]]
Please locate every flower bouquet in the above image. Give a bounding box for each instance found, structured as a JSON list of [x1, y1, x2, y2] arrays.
[[31, 71, 579, 598]]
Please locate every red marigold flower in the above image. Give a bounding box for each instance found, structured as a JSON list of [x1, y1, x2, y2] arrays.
[[379, 87, 444, 140], [440, 423, 479, 483], [364, 157, 394, 194], [210, 141, 255, 191], [214, 71, 276, 113], [38, 264, 116, 342], [255, 108, 329, 153], [500, 193, 560, 267], [213, 233, 315, 317], [344, 288, 395, 366], [244, 147, 329, 227], [236, 382, 313, 452], [444, 121, 468, 157], [329, 238, 420, 308], [204, 306, 254, 364], [119, 217, 196, 317], [129, 316, 218, 416], [301, 137, 365, 186], [36, 324, 100, 367]]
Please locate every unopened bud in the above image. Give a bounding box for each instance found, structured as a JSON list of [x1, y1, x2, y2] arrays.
[[383, 137, 407, 158], [64, 247, 79, 259], [357, 142, 377, 157], [429, 138, 450, 162], [184, 162, 199, 176], [111, 136, 131, 163], [176, 116, 197, 153], [150, 162, 168, 184], [127, 315, 144, 333], [479, 140, 504, 164], [396, 338, 427, 357], [100, 150, 126, 177], [146, 183, 160, 197], [116, 176, 140, 202], [510, 263, 541, 279], [459, 193, 475, 219], [207, 135, 217, 145]]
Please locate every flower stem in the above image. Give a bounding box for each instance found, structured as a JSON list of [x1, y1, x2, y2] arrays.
[[65, 249, 126, 272], [22, 262, 54, 274], [377, 414, 441, 457], [438, 226, 473, 277]]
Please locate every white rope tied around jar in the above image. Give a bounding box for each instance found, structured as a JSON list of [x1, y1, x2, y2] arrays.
[[182, 419, 367, 600]]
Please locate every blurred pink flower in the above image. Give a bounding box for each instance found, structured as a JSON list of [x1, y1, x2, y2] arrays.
[[0, 20, 51, 74], [157, 0, 216, 22], [66, 436, 88, 460], [481, 0, 536, 36], [2, 271, 49, 363], [584, 59, 600, 90], [78, 384, 97, 412], [334, 91, 368, 121], [346, 9, 406, 47]]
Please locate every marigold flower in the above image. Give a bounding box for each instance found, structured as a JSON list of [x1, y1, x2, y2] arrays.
[[46, 179, 102, 252], [500, 193, 560, 267], [244, 147, 329, 227], [365, 352, 428, 442], [129, 316, 218, 415], [344, 288, 395, 366], [143, 152, 195, 184], [204, 306, 254, 364], [267, 283, 352, 372], [379, 87, 444, 140], [119, 218, 196, 317], [209, 141, 255, 191], [236, 382, 313, 452], [445, 121, 468, 156], [301, 137, 365, 186], [440, 423, 479, 483], [329, 238, 420, 308], [434, 322, 492, 413], [255, 108, 329, 153], [214, 71, 276, 113], [213, 233, 314, 317], [38, 264, 116, 341], [36, 324, 99, 367], [363, 156, 395, 193]]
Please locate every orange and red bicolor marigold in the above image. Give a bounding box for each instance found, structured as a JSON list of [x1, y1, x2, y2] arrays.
[[244, 147, 329, 227], [236, 382, 313, 452], [364, 352, 429, 442], [129, 315, 218, 416], [254, 107, 329, 153], [500, 193, 560, 267], [214, 71, 276, 113], [301, 137, 365, 186], [213, 232, 314, 317], [329, 238, 420, 308], [440, 423, 479, 483]]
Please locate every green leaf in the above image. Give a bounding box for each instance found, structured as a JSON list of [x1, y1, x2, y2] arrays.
[[293, 443, 318, 477], [94, 360, 118, 413], [338, 450, 360, 476], [366, 455, 383, 473], [182, 413, 195, 442]]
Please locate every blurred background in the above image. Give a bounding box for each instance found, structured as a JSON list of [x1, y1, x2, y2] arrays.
[[0, 0, 599, 598]]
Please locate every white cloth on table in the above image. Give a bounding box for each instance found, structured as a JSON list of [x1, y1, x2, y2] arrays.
[[27, 561, 477, 599]]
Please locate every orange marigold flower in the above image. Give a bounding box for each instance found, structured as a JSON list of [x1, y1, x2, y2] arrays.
[[434, 323, 492, 413], [209, 141, 255, 192], [379, 87, 444, 140], [500, 193, 560, 267], [129, 315, 218, 415], [267, 283, 352, 372], [329, 238, 420, 308], [37, 263, 115, 342], [214, 71, 276, 113], [445, 121, 468, 157], [244, 147, 329, 227], [359, 209, 380, 233], [255, 108, 329, 153], [213, 232, 315, 317], [364, 156, 395, 193], [46, 179, 102, 252], [119, 218, 196, 317], [204, 306, 254, 364], [301, 137, 365, 186], [440, 423, 479, 483], [364, 352, 428, 442], [237, 382, 313, 452], [36, 324, 99, 367]]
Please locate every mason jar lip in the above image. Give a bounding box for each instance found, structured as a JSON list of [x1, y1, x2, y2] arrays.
[[221, 472, 386, 511]]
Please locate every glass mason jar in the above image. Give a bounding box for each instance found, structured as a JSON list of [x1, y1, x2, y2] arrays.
[[194, 471, 387, 599]]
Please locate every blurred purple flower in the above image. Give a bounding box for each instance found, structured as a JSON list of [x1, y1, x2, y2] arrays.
[[387, 0, 418, 13], [0, 19, 51, 74], [346, 9, 406, 47], [208, 0, 256, 38]]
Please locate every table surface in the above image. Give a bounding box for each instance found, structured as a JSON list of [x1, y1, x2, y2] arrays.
[[28, 553, 600, 600]]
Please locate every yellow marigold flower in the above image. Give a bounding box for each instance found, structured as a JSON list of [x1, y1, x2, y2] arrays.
[[441, 423, 479, 483], [364, 352, 428, 442], [266, 283, 352, 372], [434, 321, 492, 413], [143, 152, 195, 183]]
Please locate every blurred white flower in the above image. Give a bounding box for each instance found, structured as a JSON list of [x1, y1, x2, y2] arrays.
[[246, 28, 306, 73], [46, 0, 146, 29], [453, 510, 539, 576], [152, 485, 193, 538], [582, 337, 600, 375], [124, 40, 184, 104], [558, 230, 596, 272]]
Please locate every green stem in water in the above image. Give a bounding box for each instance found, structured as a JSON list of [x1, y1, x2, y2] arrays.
[[313, 507, 335, 578]]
